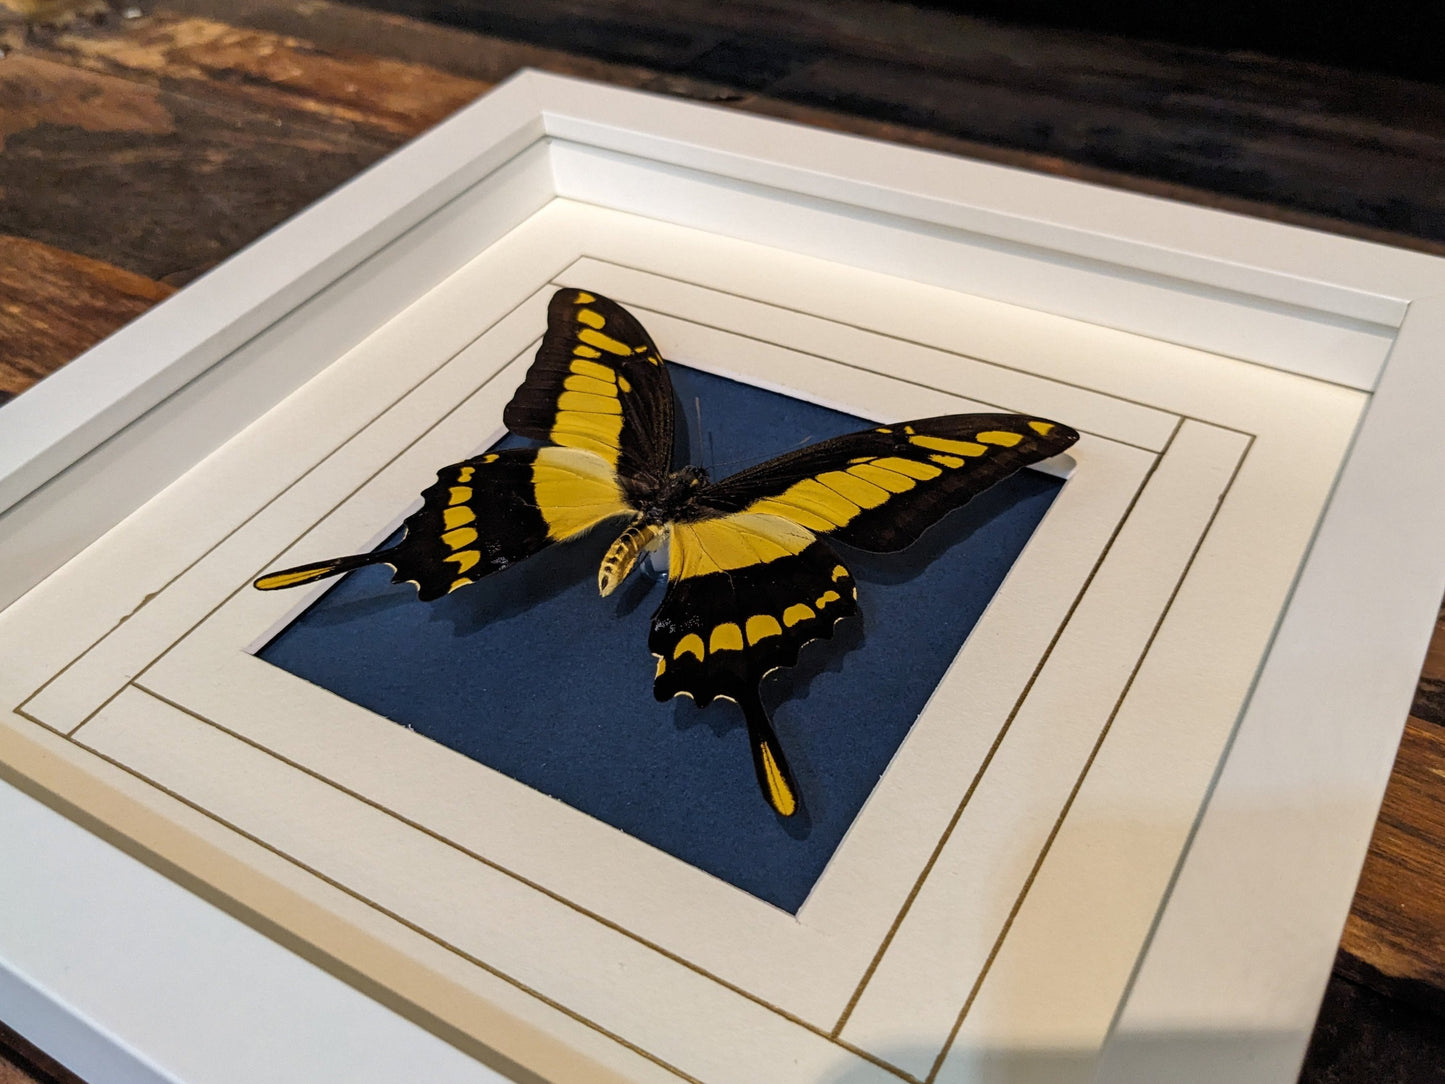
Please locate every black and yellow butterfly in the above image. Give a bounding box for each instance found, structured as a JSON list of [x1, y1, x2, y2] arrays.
[[255, 289, 1078, 818]]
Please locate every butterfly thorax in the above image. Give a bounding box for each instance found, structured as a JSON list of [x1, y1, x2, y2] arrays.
[[599, 466, 710, 597], [631, 465, 709, 521]]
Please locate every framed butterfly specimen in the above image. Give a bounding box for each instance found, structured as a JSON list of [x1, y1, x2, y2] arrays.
[[254, 289, 1078, 818]]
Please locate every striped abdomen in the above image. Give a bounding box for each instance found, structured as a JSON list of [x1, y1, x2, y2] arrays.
[[598, 520, 663, 596]]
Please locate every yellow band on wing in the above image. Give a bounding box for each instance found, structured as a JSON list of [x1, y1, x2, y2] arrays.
[[531, 447, 631, 541], [669, 514, 817, 580]]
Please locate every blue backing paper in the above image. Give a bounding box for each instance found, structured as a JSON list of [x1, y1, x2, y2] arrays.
[[257, 364, 1061, 913]]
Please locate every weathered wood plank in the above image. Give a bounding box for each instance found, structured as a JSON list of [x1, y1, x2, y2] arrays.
[[0, 50, 395, 281], [0, 233, 172, 398], [1339, 709, 1445, 1009], [158, 0, 1445, 256], [26, 10, 489, 138], [156, 0, 671, 88], [334, 0, 1445, 244]]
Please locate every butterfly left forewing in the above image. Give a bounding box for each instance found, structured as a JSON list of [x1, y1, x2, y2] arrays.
[[691, 413, 1078, 552], [503, 289, 676, 486]]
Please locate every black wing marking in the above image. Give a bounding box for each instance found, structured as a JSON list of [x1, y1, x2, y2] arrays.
[[255, 447, 631, 601], [503, 289, 676, 487], [648, 513, 861, 816], [688, 414, 1078, 552]]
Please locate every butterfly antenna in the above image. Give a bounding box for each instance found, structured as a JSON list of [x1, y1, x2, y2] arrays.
[[692, 395, 708, 470], [252, 547, 399, 591], [739, 689, 800, 818]]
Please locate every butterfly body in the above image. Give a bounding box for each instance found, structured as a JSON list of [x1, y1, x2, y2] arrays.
[[255, 289, 1079, 820]]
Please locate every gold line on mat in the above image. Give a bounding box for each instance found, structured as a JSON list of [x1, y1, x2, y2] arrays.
[[66, 730, 703, 1084], [585, 257, 1268, 438], [125, 682, 862, 1054], [828, 413, 1186, 1039], [923, 433, 1256, 1084], [16, 263, 576, 726]]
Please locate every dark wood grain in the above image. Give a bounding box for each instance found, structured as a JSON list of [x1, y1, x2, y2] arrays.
[[0, 233, 173, 396], [156, 0, 672, 88], [1339, 712, 1445, 1006], [1300, 965, 1445, 1084], [0, 45, 396, 282], [340, 0, 1445, 244], [158, 0, 1445, 257], [24, 10, 488, 137]]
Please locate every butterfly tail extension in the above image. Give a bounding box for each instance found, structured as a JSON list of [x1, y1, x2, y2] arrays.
[[253, 549, 397, 591], [739, 690, 800, 818]]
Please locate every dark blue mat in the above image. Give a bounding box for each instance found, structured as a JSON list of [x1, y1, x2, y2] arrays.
[[257, 364, 1061, 913]]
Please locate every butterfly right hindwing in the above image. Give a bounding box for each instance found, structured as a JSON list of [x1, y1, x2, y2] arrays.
[[649, 516, 860, 708], [649, 513, 861, 818]]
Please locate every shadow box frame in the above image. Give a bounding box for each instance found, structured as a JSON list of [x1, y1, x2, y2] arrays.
[[1, 71, 1444, 1084]]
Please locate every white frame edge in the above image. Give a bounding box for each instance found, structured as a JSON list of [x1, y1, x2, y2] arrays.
[[1100, 295, 1445, 1084]]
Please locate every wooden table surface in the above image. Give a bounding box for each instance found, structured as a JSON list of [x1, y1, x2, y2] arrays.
[[1, 1, 1443, 1081]]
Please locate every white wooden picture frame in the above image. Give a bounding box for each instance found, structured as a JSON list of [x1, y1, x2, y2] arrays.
[[2, 71, 1443, 1084]]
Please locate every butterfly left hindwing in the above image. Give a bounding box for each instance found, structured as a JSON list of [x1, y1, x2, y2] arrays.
[[255, 446, 632, 601]]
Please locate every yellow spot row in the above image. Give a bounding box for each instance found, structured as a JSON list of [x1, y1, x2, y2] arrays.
[[910, 434, 987, 457], [670, 606, 817, 663], [570, 358, 614, 382], [578, 327, 634, 356], [783, 603, 814, 626], [440, 466, 483, 586], [553, 357, 625, 463]]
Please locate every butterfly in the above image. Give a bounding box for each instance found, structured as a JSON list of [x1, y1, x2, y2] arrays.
[[255, 289, 1079, 818]]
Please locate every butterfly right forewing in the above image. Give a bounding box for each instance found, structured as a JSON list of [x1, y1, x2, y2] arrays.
[[690, 414, 1078, 553]]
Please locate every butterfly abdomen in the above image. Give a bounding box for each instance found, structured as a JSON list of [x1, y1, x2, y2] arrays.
[[598, 520, 663, 597]]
